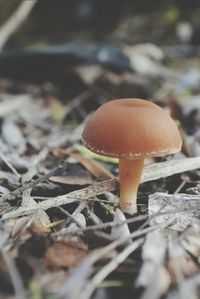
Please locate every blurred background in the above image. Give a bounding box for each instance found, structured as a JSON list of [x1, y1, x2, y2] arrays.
[[1, 0, 200, 91], [0, 0, 200, 155], [2, 0, 200, 46]]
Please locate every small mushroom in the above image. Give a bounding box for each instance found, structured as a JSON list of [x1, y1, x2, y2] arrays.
[[82, 98, 182, 214]]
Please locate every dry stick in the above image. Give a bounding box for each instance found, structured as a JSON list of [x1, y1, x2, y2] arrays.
[[141, 156, 200, 182], [59, 225, 157, 299], [3, 156, 200, 220], [3, 159, 69, 201], [151, 192, 200, 201], [0, 1, 37, 49], [79, 239, 144, 299], [54, 204, 200, 237], [76, 215, 178, 299], [53, 214, 148, 237], [58, 207, 83, 228], [72, 202, 87, 218], [2, 179, 118, 219], [60, 216, 176, 299]]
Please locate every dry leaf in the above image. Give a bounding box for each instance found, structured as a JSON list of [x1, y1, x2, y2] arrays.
[[149, 192, 200, 231], [167, 254, 199, 284], [11, 216, 49, 237], [44, 241, 88, 269], [111, 208, 131, 241], [72, 154, 115, 180], [2, 119, 22, 147], [0, 170, 20, 186], [0, 95, 28, 117], [11, 216, 29, 238], [76, 65, 102, 85], [136, 230, 170, 299], [52, 148, 115, 180], [2, 119, 26, 153], [31, 218, 50, 234], [180, 226, 200, 258], [0, 185, 10, 197], [167, 239, 199, 284], [48, 96, 66, 122], [22, 190, 51, 228], [166, 274, 200, 299]]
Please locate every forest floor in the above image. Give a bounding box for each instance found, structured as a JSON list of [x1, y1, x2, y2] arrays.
[[1, 4, 200, 299]]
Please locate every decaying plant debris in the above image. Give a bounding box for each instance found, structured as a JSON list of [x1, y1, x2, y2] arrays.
[[1, 2, 200, 299], [0, 70, 200, 299]]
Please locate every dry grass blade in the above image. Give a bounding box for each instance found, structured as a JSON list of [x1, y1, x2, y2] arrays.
[[0, 95, 34, 118], [3, 156, 200, 219]]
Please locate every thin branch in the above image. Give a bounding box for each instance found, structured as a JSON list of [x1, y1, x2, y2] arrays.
[[58, 206, 83, 228], [3, 179, 118, 219], [59, 217, 175, 299], [53, 204, 200, 237], [0, 1, 37, 49], [3, 156, 200, 219], [141, 156, 200, 183], [4, 159, 69, 201], [53, 214, 148, 237], [79, 239, 144, 299], [59, 225, 157, 299]]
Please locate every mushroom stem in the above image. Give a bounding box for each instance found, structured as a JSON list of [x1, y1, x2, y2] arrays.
[[119, 158, 144, 214]]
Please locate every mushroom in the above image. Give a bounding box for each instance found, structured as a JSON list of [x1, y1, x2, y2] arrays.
[[82, 98, 182, 214]]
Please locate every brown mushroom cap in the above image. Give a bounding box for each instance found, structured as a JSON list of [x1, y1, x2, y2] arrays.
[[82, 98, 182, 159]]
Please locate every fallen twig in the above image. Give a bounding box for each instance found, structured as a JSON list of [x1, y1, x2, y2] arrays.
[[2, 156, 200, 219], [0, 1, 37, 49], [78, 239, 144, 299], [59, 225, 157, 299], [3, 159, 69, 201], [59, 216, 176, 299]]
